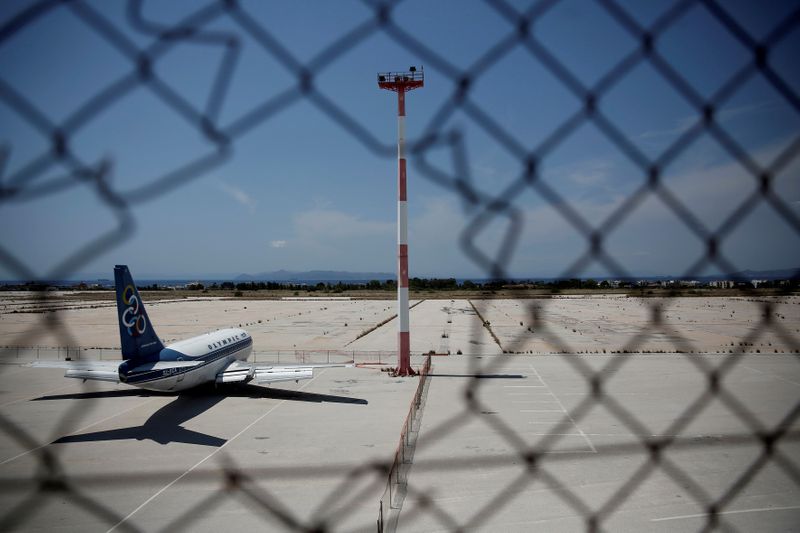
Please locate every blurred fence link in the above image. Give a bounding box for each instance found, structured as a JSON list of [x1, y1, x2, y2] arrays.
[[0, 0, 799, 531]]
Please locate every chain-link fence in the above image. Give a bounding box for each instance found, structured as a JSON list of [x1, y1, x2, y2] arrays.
[[1, 0, 799, 531]]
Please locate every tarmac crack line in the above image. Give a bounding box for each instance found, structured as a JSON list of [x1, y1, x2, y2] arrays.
[[742, 365, 800, 387], [0, 366, 38, 379], [106, 370, 327, 533]]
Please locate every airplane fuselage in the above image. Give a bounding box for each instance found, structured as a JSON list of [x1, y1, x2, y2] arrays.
[[119, 328, 253, 392]]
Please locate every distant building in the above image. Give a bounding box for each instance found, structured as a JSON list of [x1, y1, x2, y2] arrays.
[[709, 280, 734, 289]]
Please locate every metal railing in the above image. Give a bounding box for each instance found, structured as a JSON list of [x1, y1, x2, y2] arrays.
[[377, 71, 424, 82], [378, 354, 432, 532]]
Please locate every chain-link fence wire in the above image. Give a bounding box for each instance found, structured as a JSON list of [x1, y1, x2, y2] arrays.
[[0, 0, 798, 530]]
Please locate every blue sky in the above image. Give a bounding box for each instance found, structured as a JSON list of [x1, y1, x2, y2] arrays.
[[0, 0, 798, 280]]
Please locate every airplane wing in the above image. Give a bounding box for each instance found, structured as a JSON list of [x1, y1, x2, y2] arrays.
[[28, 360, 202, 383], [216, 361, 354, 385]]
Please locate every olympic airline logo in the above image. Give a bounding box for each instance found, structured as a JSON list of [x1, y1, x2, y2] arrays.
[[121, 284, 146, 337]]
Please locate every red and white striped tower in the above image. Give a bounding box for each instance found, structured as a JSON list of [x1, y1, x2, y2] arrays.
[[378, 67, 424, 377]]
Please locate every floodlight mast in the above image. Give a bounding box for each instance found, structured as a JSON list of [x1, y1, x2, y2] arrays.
[[378, 67, 424, 377]]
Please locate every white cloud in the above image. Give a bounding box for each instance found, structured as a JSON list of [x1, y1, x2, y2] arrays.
[[273, 208, 395, 272], [638, 115, 696, 140], [217, 180, 256, 213], [548, 158, 614, 189], [439, 136, 800, 278], [293, 209, 393, 239], [270, 240, 287, 248], [638, 101, 777, 141], [256, 140, 798, 278], [717, 100, 778, 121]]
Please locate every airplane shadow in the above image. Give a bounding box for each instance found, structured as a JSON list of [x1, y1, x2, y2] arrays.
[[54, 393, 227, 447], [33, 389, 171, 401], [39, 384, 367, 447], [228, 384, 369, 405]]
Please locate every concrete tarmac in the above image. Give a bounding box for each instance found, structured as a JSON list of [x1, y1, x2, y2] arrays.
[[1, 354, 798, 532], [1, 294, 798, 531], [395, 354, 800, 532], [0, 363, 419, 532]]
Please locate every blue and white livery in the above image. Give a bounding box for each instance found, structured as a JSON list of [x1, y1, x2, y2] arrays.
[[31, 265, 346, 392]]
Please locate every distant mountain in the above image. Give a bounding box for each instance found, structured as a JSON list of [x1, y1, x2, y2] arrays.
[[235, 270, 395, 282]]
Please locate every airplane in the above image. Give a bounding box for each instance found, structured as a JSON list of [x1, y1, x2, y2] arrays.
[[30, 265, 349, 392]]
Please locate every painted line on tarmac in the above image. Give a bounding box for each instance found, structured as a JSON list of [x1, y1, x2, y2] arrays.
[[524, 432, 709, 438], [0, 396, 158, 466], [651, 505, 800, 522], [526, 433, 583, 437], [559, 392, 641, 396], [529, 364, 597, 453], [0, 382, 75, 409], [107, 370, 327, 533], [538, 450, 594, 454]]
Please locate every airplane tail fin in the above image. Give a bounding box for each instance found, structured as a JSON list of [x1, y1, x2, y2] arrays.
[[114, 265, 164, 361]]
